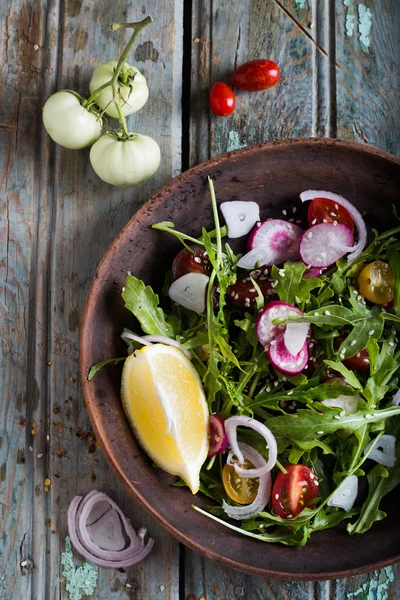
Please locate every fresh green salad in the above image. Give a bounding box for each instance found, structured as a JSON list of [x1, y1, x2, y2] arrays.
[[90, 179, 400, 546]]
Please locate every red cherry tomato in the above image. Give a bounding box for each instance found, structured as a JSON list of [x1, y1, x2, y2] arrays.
[[171, 246, 211, 280], [272, 464, 319, 519], [230, 59, 280, 92], [227, 274, 275, 309], [209, 82, 236, 117], [334, 336, 370, 371], [307, 198, 354, 233]]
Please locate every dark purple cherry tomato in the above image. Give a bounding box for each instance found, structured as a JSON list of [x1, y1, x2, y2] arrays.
[[334, 336, 370, 371], [227, 274, 274, 310], [172, 246, 211, 280]]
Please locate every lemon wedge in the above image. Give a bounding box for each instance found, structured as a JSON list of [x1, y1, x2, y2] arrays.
[[121, 344, 209, 494]]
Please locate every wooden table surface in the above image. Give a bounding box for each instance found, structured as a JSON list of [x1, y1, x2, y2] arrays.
[[1, 1, 400, 599]]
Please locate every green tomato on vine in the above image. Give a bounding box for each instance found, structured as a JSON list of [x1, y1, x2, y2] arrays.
[[41, 16, 160, 189]]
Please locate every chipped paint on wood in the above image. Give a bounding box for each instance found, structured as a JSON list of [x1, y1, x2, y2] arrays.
[[61, 537, 98, 600], [344, 1, 356, 37], [345, 567, 394, 600], [294, 0, 307, 8], [358, 3, 372, 51], [227, 131, 246, 153]]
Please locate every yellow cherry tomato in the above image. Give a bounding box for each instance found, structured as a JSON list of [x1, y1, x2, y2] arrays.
[[358, 261, 394, 305], [222, 458, 259, 505]]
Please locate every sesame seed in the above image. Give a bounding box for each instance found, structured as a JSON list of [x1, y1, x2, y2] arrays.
[[330, 212, 337, 217], [311, 218, 317, 225], [234, 294, 239, 300], [289, 218, 295, 222], [351, 340, 356, 346], [270, 340, 276, 346], [287, 514, 293, 519], [309, 472, 315, 479], [292, 207, 297, 213], [249, 288, 256, 293], [325, 310, 331, 315], [279, 269, 285, 277], [368, 330, 375, 336], [287, 390, 293, 396], [370, 285, 375, 291], [245, 296, 251, 301], [29, 446, 33, 452], [356, 352, 361, 358], [275, 493, 279, 499], [37, 453, 43, 458], [315, 481, 319, 486], [389, 341, 395, 347], [333, 220, 338, 226], [266, 387, 271, 392], [357, 295, 362, 301], [282, 376, 287, 381], [323, 218, 327, 223], [231, 291, 235, 297], [317, 431, 323, 435], [282, 209, 287, 215], [309, 342, 314, 348], [353, 290, 358, 295], [308, 231, 313, 239], [363, 358, 369, 363], [274, 381, 279, 387], [365, 414, 373, 419], [335, 203, 339, 210], [194, 256, 201, 263], [296, 219, 302, 224], [334, 415, 341, 420]]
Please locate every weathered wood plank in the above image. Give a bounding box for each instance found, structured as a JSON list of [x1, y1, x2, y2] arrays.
[[336, 0, 400, 156], [0, 0, 183, 598]]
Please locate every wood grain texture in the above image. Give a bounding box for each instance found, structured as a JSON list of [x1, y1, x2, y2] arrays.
[[336, 0, 400, 156], [0, 0, 183, 598]]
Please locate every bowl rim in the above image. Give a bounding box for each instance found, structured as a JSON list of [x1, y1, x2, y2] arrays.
[[80, 137, 400, 580]]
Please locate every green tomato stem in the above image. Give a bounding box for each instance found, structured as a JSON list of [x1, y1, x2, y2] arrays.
[[83, 15, 152, 136]]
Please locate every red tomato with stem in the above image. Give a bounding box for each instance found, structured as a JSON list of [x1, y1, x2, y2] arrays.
[[171, 246, 211, 280], [272, 464, 319, 519], [307, 198, 354, 233], [230, 59, 280, 92], [209, 82, 236, 116]]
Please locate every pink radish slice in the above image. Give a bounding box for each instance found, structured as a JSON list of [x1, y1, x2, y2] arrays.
[[300, 222, 354, 268], [247, 219, 304, 265], [220, 201, 260, 238], [256, 301, 303, 349], [208, 414, 228, 458], [284, 322, 310, 356], [303, 266, 324, 279], [300, 190, 367, 261], [268, 332, 309, 375]]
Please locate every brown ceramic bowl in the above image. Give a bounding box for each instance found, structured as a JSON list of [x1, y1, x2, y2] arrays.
[[80, 138, 400, 580]]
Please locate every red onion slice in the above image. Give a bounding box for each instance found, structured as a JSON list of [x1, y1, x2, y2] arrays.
[[121, 329, 191, 359], [68, 491, 154, 568], [300, 190, 367, 261], [224, 416, 277, 478], [222, 442, 272, 520], [392, 390, 400, 406], [220, 200, 260, 238], [169, 272, 209, 314]]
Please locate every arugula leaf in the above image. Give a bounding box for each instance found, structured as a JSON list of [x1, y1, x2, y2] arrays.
[[388, 243, 400, 310], [271, 262, 322, 308], [336, 313, 384, 360], [122, 275, 174, 337], [323, 360, 363, 391], [87, 357, 126, 381]]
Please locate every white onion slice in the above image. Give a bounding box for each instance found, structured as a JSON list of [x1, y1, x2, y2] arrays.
[[284, 322, 310, 357], [222, 442, 272, 520], [237, 247, 272, 270], [300, 190, 367, 261], [392, 390, 400, 406], [121, 330, 192, 359], [68, 491, 154, 568], [224, 416, 277, 478], [169, 272, 209, 313], [220, 200, 260, 238], [322, 394, 359, 414], [364, 434, 396, 467], [327, 475, 358, 512]]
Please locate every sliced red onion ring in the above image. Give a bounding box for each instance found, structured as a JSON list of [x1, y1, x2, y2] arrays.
[[364, 434, 396, 467], [121, 329, 191, 359], [327, 475, 358, 512], [392, 390, 400, 406], [300, 190, 367, 262], [224, 416, 277, 478], [68, 491, 154, 568], [284, 322, 310, 357], [220, 200, 260, 238], [237, 247, 272, 270], [222, 442, 272, 520], [169, 272, 209, 314]]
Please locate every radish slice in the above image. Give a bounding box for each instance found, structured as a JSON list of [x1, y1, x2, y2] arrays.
[[247, 219, 303, 265], [222, 443, 272, 520], [237, 246, 272, 270], [300, 190, 367, 262], [208, 415, 228, 458], [364, 434, 396, 467], [392, 390, 400, 406], [256, 301, 303, 349], [327, 476, 358, 512], [268, 332, 309, 375], [169, 272, 209, 314], [220, 201, 260, 238], [299, 223, 354, 267], [68, 491, 154, 567], [303, 266, 324, 279], [224, 416, 278, 478], [322, 395, 359, 414], [284, 322, 310, 357]]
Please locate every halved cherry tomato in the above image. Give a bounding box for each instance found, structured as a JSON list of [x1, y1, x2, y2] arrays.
[[334, 336, 370, 371], [171, 245, 211, 280], [222, 458, 259, 505], [227, 274, 275, 309], [230, 59, 280, 92], [209, 82, 236, 117], [272, 464, 319, 519], [307, 198, 354, 233], [358, 261, 394, 305]]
